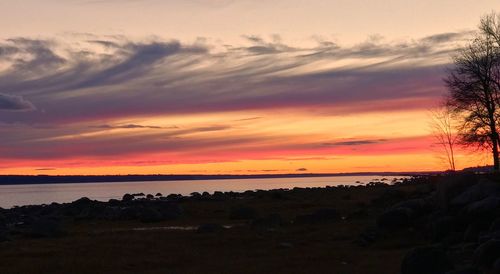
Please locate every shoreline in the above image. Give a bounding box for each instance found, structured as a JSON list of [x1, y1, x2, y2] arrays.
[[0, 175, 413, 209], [0, 171, 431, 185]]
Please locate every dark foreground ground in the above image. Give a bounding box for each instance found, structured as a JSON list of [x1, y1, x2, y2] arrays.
[[0, 174, 499, 274]]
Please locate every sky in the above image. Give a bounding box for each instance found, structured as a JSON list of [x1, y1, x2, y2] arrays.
[[0, 0, 497, 175]]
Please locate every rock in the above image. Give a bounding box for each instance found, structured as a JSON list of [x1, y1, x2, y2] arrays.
[[155, 193, 162, 197], [295, 208, 340, 224], [138, 207, 163, 223], [108, 199, 121, 206], [451, 179, 500, 207], [429, 216, 456, 242], [401, 246, 454, 274], [474, 239, 500, 271], [190, 192, 201, 198], [252, 214, 285, 228], [435, 174, 477, 210], [158, 203, 183, 220], [465, 197, 500, 218], [26, 218, 65, 238], [122, 194, 134, 202], [377, 207, 412, 229], [479, 230, 500, 244], [63, 197, 97, 218], [278, 242, 293, 249], [489, 218, 500, 232], [494, 258, 500, 272], [0, 227, 9, 242], [371, 189, 406, 207], [119, 207, 139, 220], [197, 223, 224, 233], [355, 227, 379, 247], [464, 222, 483, 243], [392, 198, 434, 217], [445, 267, 480, 274], [229, 206, 258, 220], [146, 194, 154, 199]]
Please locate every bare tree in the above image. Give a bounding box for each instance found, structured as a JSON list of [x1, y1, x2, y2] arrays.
[[430, 106, 458, 171], [445, 13, 500, 171]]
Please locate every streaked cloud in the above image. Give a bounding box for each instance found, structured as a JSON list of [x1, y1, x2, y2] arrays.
[[0, 31, 478, 172]]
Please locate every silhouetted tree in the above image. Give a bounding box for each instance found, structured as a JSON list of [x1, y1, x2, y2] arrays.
[[430, 106, 458, 171], [445, 13, 500, 171]]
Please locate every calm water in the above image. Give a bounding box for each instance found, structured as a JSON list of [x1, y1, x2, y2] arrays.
[[0, 175, 407, 208]]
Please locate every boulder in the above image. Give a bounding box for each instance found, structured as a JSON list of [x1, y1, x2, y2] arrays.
[[377, 207, 412, 229], [158, 203, 183, 220], [64, 197, 94, 216], [295, 208, 340, 225], [0, 226, 9, 242], [26, 218, 65, 238], [435, 174, 477, 210], [489, 217, 500, 232], [119, 207, 139, 220], [494, 258, 500, 273], [190, 192, 201, 198], [401, 246, 454, 274], [197, 223, 224, 233], [138, 207, 164, 223], [122, 194, 134, 202], [429, 216, 456, 242], [229, 206, 258, 220], [465, 197, 500, 217], [451, 179, 500, 207], [445, 267, 480, 274], [252, 214, 285, 228], [392, 198, 434, 217], [474, 239, 500, 271], [371, 189, 406, 207]]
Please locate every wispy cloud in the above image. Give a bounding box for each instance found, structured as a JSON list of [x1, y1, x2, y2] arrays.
[[0, 32, 471, 168]]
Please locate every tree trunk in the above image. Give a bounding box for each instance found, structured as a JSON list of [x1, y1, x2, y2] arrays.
[[493, 133, 500, 171]]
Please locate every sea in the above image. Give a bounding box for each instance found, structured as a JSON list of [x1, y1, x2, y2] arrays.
[[0, 175, 408, 208]]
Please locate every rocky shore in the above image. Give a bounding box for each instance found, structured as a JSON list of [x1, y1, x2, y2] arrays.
[[0, 174, 499, 273]]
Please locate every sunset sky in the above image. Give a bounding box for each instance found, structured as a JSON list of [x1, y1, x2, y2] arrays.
[[0, 0, 497, 175]]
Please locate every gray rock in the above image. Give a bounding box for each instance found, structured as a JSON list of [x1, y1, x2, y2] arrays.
[[229, 206, 258, 220], [197, 223, 224, 233], [0, 227, 9, 242], [451, 179, 500, 207], [401, 246, 453, 274], [393, 198, 434, 216], [295, 208, 340, 225], [445, 267, 480, 274], [278, 242, 293, 249], [465, 197, 500, 218], [377, 207, 412, 229], [26, 218, 65, 238], [474, 239, 500, 271], [138, 207, 164, 223], [158, 203, 183, 220], [122, 194, 134, 202], [429, 216, 456, 241], [252, 214, 285, 228]]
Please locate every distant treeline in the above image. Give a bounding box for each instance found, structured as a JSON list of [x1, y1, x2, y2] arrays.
[[0, 172, 421, 185]]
